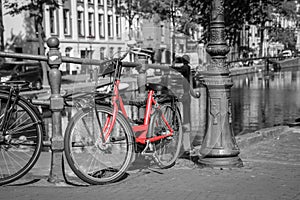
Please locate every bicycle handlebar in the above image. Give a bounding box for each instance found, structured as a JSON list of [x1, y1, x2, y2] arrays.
[[101, 47, 202, 99]]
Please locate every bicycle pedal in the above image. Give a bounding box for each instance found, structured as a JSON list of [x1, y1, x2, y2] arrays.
[[166, 136, 173, 140], [141, 151, 155, 157]]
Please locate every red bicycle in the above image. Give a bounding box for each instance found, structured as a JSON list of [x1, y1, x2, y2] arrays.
[[64, 48, 183, 184]]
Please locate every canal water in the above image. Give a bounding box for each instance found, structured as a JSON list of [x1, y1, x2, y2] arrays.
[[57, 66, 300, 139], [121, 66, 300, 138], [231, 66, 300, 135]]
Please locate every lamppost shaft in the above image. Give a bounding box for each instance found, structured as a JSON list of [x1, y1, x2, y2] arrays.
[[198, 0, 243, 168], [0, 0, 4, 51]]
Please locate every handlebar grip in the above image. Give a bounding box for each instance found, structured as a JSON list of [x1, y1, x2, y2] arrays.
[[189, 85, 201, 98], [131, 48, 154, 56], [122, 62, 141, 68], [31, 99, 50, 106]]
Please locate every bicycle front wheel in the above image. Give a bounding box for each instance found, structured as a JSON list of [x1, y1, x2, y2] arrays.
[[0, 93, 43, 185], [149, 104, 183, 169], [64, 105, 135, 185]]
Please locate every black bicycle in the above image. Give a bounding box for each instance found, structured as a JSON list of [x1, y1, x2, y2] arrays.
[[0, 81, 43, 185]]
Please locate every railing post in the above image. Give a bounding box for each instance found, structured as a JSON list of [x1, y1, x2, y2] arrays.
[[47, 37, 65, 183], [198, 0, 243, 167]]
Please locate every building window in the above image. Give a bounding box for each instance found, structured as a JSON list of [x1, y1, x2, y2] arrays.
[[98, 14, 105, 38], [77, 11, 84, 36], [179, 44, 184, 53], [117, 47, 122, 57], [98, 0, 104, 5], [109, 47, 114, 57], [88, 13, 95, 37], [107, 0, 113, 7], [82, 49, 93, 59], [81, 49, 93, 74], [115, 0, 121, 7], [161, 25, 165, 36], [108, 15, 113, 38], [49, 8, 58, 34], [88, 0, 94, 4], [160, 24, 165, 43], [63, 9, 71, 35], [116, 16, 121, 38], [100, 47, 105, 60], [136, 17, 141, 39], [65, 48, 72, 74]]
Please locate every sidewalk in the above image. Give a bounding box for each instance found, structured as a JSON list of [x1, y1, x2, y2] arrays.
[[0, 126, 299, 200]]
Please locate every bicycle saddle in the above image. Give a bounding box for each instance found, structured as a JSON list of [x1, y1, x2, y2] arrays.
[[145, 83, 168, 92], [145, 83, 177, 101], [0, 81, 30, 89]]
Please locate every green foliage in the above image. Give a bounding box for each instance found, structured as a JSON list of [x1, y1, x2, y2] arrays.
[[159, 0, 298, 48], [145, 0, 209, 38], [3, 0, 59, 86], [114, 0, 156, 39], [4, 0, 59, 18], [114, 0, 155, 23], [269, 27, 297, 50]]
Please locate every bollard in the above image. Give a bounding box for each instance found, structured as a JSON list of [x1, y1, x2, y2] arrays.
[[46, 37, 65, 183], [198, 0, 243, 168]]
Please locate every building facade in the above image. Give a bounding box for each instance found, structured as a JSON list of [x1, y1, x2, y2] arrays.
[[44, 0, 131, 75], [2, 0, 207, 71]]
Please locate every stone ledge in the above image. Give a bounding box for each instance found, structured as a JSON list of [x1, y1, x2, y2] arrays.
[[236, 126, 290, 149]]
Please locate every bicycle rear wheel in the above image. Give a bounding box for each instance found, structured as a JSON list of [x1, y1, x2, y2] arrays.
[[64, 105, 135, 185], [149, 104, 183, 168], [0, 93, 43, 185]]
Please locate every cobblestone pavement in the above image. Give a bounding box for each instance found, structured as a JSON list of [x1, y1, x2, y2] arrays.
[[0, 127, 299, 200]]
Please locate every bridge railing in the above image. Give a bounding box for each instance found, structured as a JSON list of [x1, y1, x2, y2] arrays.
[[0, 38, 129, 184], [227, 56, 289, 68], [0, 37, 204, 184]]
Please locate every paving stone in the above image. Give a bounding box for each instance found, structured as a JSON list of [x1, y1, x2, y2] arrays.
[[1, 127, 299, 200]]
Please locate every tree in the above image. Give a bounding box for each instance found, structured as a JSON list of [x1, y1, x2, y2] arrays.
[[177, 0, 298, 55], [3, 0, 60, 87], [271, 0, 298, 51], [142, 0, 209, 62], [150, 0, 182, 62], [153, 0, 250, 46], [114, 0, 154, 40], [269, 26, 297, 50], [246, 0, 298, 56], [118, 0, 297, 59]]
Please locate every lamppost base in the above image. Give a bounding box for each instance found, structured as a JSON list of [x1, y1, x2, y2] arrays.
[[198, 156, 243, 168]]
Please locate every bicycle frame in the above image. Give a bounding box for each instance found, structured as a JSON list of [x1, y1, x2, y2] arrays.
[[100, 61, 174, 145]]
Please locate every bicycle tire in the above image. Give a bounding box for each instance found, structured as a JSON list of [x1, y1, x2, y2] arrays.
[[149, 104, 183, 168], [0, 92, 43, 185], [64, 105, 135, 185]]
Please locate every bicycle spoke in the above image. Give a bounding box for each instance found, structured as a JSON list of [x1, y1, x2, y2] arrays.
[[8, 109, 28, 128], [149, 104, 183, 168], [7, 121, 39, 135], [64, 106, 134, 184], [0, 93, 42, 185]]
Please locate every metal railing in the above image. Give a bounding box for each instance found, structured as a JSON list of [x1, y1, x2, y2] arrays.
[[0, 37, 203, 184]]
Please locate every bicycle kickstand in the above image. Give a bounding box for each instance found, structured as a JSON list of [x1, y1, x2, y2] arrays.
[[141, 140, 160, 164]]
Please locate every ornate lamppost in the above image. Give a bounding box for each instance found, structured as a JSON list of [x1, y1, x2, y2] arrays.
[[198, 0, 243, 167]]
